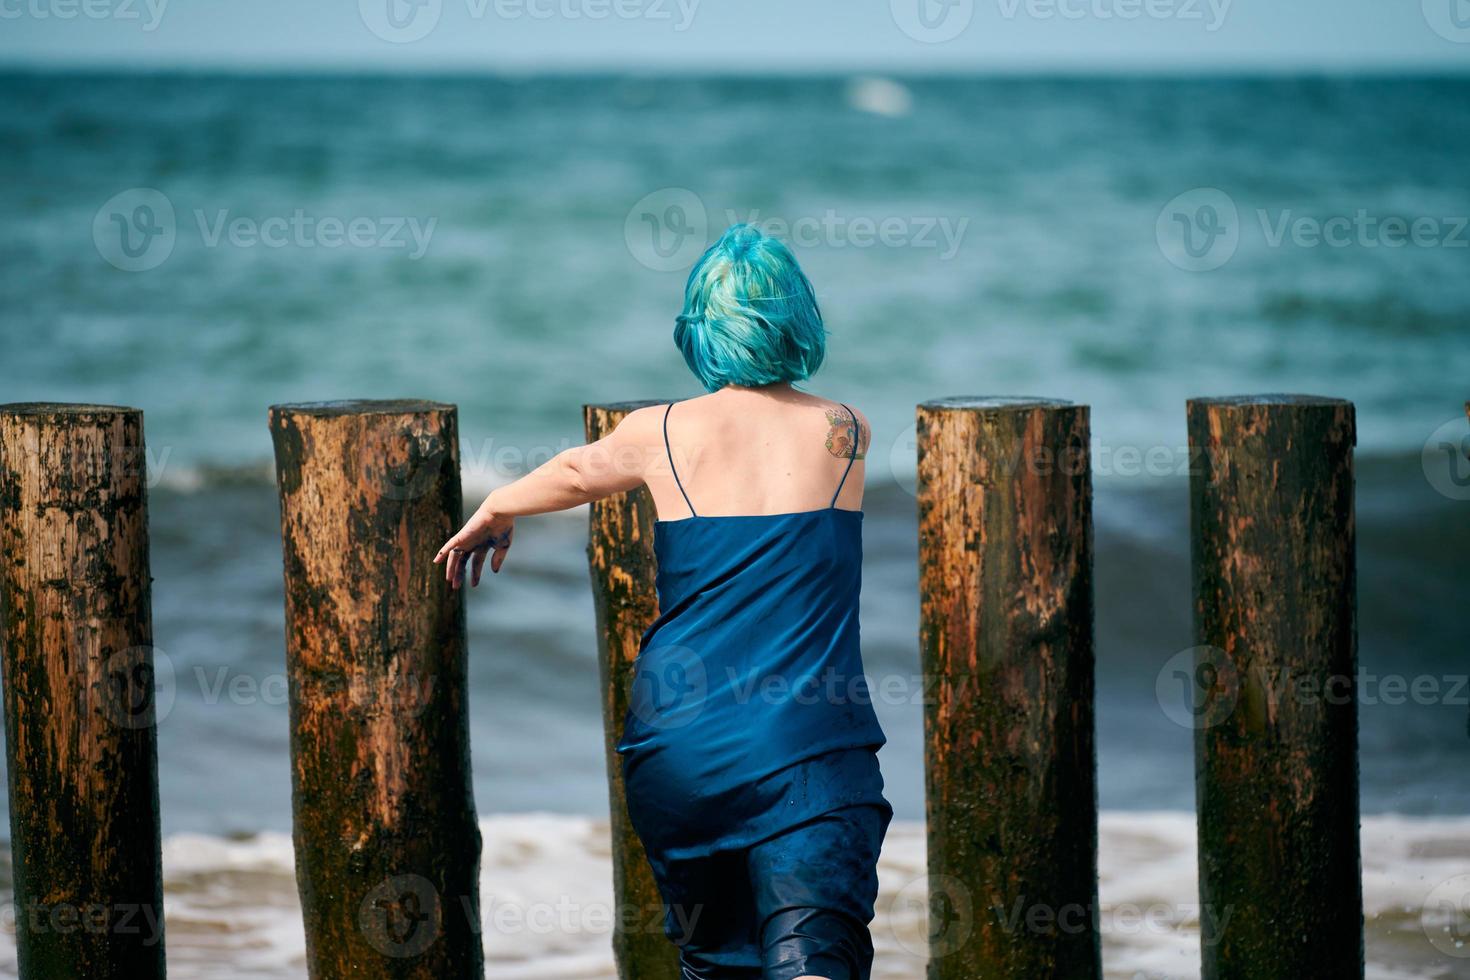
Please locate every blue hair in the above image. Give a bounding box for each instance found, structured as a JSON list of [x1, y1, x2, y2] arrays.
[[673, 224, 826, 392]]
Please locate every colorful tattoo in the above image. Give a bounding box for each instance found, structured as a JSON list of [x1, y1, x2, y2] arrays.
[[825, 408, 868, 460]]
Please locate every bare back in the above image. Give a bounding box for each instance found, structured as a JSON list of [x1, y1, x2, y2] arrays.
[[639, 387, 870, 523]]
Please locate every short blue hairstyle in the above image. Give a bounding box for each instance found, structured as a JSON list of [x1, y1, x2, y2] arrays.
[[673, 224, 826, 392]]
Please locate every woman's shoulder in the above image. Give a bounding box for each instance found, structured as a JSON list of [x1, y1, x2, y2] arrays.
[[816, 396, 869, 429], [615, 391, 869, 446], [816, 399, 870, 461]]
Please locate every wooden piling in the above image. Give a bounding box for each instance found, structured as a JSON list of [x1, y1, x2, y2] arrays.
[[269, 400, 482, 979], [1187, 395, 1362, 978], [0, 403, 166, 980], [583, 400, 681, 980], [916, 397, 1099, 979]]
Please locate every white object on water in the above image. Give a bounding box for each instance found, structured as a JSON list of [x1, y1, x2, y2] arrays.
[[846, 77, 914, 118]]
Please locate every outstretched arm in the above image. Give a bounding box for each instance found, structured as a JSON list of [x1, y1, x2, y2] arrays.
[[433, 408, 656, 588]]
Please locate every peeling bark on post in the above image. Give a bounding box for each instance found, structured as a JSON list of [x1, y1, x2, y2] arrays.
[[0, 403, 166, 980], [584, 401, 681, 980], [916, 397, 1099, 980], [269, 401, 482, 980], [1187, 395, 1362, 979]]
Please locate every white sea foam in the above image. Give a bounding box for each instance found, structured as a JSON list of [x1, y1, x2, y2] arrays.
[[846, 77, 914, 118], [1, 812, 1465, 978]]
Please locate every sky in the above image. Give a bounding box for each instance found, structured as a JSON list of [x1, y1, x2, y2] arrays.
[[0, 0, 1468, 72]]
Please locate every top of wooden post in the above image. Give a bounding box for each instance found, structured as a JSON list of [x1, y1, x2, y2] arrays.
[[268, 400, 454, 418], [1188, 394, 1350, 409], [584, 399, 671, 414], [1, 402, 139, 417], [919, 396, 1075, 412]]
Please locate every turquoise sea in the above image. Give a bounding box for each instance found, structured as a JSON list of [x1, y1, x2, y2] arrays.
[[1, 71, 1468, 977]]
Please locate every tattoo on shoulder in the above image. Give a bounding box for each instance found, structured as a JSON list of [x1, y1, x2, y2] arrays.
[[824, 408, 868, 460]]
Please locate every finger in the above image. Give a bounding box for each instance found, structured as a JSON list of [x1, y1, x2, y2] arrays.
[[434, 535, 461, 564], [446, 549, 463, 587], [471, 547, 488, 587], [490, 543, 509, 574]]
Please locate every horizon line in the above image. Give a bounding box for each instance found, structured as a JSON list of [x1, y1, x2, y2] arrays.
[[2, 57, 1468, 78]]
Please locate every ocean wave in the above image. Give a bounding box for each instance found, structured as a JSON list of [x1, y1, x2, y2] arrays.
[[0, 812, 1464, 978]]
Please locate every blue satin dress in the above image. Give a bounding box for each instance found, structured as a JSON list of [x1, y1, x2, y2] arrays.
[[615, 402, 892, 979]]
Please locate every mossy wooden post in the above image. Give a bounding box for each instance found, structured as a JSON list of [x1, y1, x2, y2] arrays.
[[1187, 395, 1362, 978], [269, 400, 482, 980], [916, 397, 1099, 979], [0, 403, 166, 980], [584, 400, 681, 980]]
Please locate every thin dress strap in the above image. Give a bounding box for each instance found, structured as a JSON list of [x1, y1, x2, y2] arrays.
[[663, 401, 697, 517], [830, 403, 859, 508]]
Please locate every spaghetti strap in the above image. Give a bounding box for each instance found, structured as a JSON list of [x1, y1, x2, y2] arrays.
[[830, 403, 859, 508], [663, 401, 697, 517]]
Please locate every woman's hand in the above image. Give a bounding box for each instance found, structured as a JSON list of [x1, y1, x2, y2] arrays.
[[430, 410, 654, 589], [434, 507, 514, 589]]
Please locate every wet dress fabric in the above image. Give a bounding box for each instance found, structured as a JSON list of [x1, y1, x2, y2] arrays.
[[615, 403, 892, 979]]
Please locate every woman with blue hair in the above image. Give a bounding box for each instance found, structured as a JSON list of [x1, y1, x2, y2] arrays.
[[437, 224, 892, 980]]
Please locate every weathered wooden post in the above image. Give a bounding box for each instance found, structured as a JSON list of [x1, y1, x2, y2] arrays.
[[916, 397, 1099, 979], [584, 400, 681, 980], [269, 400, 482, 979], [1187, 395, 1362, 978], [0, 403, 166, 980]]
